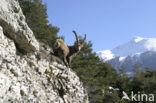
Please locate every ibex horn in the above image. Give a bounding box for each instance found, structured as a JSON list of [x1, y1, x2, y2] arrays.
[[72, 30, 79, 43]]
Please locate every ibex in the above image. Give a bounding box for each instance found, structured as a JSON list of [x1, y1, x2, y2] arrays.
[[53, 39, 69, 66], [53, 31, 86, 67]]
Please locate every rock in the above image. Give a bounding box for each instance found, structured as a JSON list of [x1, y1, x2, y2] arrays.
[[0, 0, 39, 52], [0, 16, 88, 103], [0, 25, 89, 102], [0, 0, 89, 102], [0, 73, 11, 97], [20, 89, 26, 96]]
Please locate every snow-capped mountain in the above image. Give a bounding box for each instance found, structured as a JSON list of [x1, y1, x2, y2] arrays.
[[97, 36, 156, 72]]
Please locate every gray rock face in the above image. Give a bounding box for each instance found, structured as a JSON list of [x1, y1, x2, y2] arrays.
[[0, 0, 89, 102], [0, 25, 88, 103], [0, 0, 39, 52]]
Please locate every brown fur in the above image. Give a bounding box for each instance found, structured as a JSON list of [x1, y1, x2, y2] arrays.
[[53, 39, 69, 66], [53, 31, 86, 67]]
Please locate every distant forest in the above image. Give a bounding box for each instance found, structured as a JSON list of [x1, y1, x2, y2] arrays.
[[19, 0, 156, 102]]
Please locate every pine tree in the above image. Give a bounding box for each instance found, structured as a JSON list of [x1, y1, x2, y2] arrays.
[[18, 0, 59, 46], [71, 40, 119, 103]]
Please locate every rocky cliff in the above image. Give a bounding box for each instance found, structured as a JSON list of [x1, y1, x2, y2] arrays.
[[0, 0, 88, 103]]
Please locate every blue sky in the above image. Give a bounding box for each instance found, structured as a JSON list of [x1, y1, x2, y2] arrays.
[[43, 0, 156, 52]]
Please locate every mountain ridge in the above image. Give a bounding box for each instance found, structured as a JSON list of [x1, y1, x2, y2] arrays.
[[97, 36, 156, 72]]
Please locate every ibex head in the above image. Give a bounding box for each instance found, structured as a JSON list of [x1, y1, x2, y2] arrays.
[[72, 30, 86, 51], [53, 39, 64, 49]]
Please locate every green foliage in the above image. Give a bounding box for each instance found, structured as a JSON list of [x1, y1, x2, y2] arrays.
[[45, 67, 53, 77], [18, 0, 59, 46], [71, 40, 120, 103], [49, 67, 53, 77], [132, 68, 156, 93]]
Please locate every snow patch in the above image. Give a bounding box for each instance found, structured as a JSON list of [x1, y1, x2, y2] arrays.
[[119, 57, 126, 61], [133, 36, 144, 42], [144, 39, 156, 51], [96, 50, 114, 61]]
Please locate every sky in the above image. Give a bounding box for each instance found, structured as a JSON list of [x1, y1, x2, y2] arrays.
[[43, 0, 156, 52]]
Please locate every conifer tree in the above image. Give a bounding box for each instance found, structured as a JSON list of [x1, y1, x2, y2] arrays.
[[18, 0, 59, 46], [71, 40, 119, 103]]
